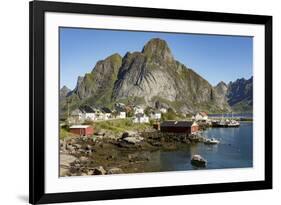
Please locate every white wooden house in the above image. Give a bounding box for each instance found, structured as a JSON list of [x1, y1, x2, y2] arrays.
[[100, 107, 112, 120], [115, 103, 126, 112], [118, 111, 126, 119], [69, 108, 85, 123], [150, 112, 161, 120], [193, 112, 208, 121], [82, 105, 97, 121]]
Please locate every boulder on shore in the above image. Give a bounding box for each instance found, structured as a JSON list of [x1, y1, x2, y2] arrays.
[[92, 166, 107, 175], [60, 153, 77, 167], [191, 155, 207, 167], [123, 136, 144, 144]]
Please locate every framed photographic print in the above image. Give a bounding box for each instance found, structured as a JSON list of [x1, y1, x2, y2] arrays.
[[29, 0, 272, 204]]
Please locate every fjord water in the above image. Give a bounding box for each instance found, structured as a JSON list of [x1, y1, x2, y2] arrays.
[[146, 122, 253, 172]]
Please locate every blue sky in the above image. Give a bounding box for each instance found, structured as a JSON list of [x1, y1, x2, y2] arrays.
[[60, 27, 253, 89]]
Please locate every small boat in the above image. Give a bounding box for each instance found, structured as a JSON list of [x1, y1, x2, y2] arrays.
[[215, 120, 227, 127], [204, 138, 220, 145], [227, 120, 240, 127], [191, 155, 207, 167]]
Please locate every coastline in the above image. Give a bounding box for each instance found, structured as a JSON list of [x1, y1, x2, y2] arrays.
[[60, 121, 252, 176]]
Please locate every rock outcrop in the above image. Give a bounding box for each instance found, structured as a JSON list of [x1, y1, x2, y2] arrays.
[[227, 77, 253, 112]]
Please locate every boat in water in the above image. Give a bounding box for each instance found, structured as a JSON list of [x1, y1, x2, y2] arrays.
[[227, 120, 240, 127], [191, 155, 207, 167], [204, 138, 220, 145], [212, 119, 240, 127]]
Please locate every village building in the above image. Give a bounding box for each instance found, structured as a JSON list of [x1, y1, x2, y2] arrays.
[[150, 112, 162, 120], [160, 121, 199, 134], [114, 103, 130, 119], [69, 125, 94, 136], [69, 108, 85, 123], [100, 107, 112, 120], [81, 105, 97, 121], [84, 106, 106, 120], [193, 111, 208, 121], [133, 113, 149, 123], [114, 102, 126, 112], [118, 111, 126, 119], [69, 105, 110, 122]]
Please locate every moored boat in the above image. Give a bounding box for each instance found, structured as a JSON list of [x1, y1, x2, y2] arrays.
[[227, 120, 240, 127], [204, 138, 220, 145]]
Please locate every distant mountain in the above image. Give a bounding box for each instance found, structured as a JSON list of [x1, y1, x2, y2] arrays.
[[60, 85, 71, 100], [215, 81, 228, 96], [227, 77, 253, 113], [60, 38, 254, 117], [214, 81, 229, 109]]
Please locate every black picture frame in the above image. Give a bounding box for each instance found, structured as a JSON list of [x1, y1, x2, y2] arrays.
[[29, 0, 272, 204]]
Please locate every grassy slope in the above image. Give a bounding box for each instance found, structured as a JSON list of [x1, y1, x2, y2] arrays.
[[87, 119, 151, 134]]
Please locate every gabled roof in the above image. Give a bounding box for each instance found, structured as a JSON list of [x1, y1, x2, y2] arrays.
[[71, 108, 85, 115], [101, 107, 112, 113], [161, 121, 196, 128], [198, 111, 208, 116], [80, 105, 95, 113], [70, 125, 91, 129], [114, 103, 126, 112]]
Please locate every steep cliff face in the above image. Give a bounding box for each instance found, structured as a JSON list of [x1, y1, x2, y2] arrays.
[[112, 38, 230, 113], [73, 53, 122, 106], [61, 38, 235, 114], [227, 77, 253, 112], [214, 81, 229, 108]]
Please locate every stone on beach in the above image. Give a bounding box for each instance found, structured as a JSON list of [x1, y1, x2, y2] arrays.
[[60, 153, 77, 167], [92, 166, 107, 175], [123, 136, 144, 144]]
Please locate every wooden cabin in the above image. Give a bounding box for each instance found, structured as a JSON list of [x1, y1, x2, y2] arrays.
[[69, 125, 94, 136], [160, 121, 199, 134]]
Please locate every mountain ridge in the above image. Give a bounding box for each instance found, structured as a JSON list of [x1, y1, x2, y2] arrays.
[[60, 38, 252, 116]]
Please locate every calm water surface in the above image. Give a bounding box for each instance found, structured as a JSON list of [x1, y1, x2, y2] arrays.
[[145, 122, 253, 171]]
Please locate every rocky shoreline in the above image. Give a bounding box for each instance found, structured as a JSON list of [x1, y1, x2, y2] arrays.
[[60, 129, 206, 177]]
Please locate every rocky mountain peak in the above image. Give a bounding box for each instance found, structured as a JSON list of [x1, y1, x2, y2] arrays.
[[91, 53, 122, 73], [106, 53, 122, 62], [60, 85, 71, 98], [216, 81, 227, 87], [142, 38, 173, 62], [61, 85, 70, 92], [214, 81, 228, 99], [226, 76, 253, 112]]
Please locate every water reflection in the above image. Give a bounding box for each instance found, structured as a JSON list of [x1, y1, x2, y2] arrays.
[[144, 122, 253, 172]]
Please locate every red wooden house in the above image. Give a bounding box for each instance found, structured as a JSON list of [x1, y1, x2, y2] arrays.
[[160, 121, 199, 134], [69, 125, 94, 136]]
